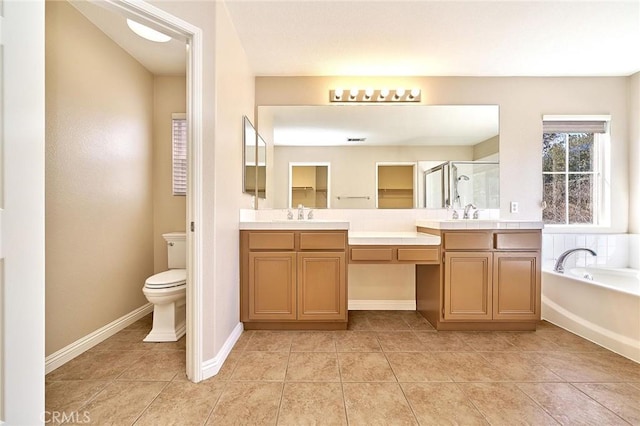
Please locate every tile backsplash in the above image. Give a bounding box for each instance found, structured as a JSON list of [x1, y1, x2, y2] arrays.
[[542, 233, 638, 270]]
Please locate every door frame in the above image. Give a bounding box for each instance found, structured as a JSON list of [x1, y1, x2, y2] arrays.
[[100, 0, 204, 382]]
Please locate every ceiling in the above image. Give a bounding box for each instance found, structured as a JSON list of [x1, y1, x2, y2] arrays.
[[260, 105, 499, 146], [74, 0, 639, 77]]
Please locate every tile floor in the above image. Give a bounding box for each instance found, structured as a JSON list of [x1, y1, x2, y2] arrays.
[[46, 311, 640, 425]]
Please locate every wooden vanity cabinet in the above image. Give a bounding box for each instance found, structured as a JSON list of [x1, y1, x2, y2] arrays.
[[240, 230, 347, 329], [418, 229, 541, 330]]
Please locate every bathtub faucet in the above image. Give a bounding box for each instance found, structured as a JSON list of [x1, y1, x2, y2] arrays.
[[554, 248, 597, 273]]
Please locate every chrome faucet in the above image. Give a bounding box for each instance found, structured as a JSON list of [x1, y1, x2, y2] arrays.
[[554, 248, 597, 273], [297, 204, 304, 220], [307, 209, 314, 220], [463, 203, 477, 219]]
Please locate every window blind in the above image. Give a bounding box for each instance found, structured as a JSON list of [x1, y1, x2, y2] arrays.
[[542, 116, 610, 134], [172, 115, 187, 196]]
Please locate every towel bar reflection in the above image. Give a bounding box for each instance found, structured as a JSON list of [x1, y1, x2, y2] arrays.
[[336, 196, 371, 200]]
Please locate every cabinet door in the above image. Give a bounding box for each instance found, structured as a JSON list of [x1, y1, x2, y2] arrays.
[[248, 252, 296, 320], [297, 252, 346, 321], [493, 252, 540, 320], [444, 252, 492, 320]]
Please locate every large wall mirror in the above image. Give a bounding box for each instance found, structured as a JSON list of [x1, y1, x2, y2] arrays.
[[258, 105, 499, 209]]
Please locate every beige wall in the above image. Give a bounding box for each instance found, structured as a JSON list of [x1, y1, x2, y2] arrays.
[[256, 76, 630, 232], [153, 76, 187, 272], [629, 72, 640, 233], [45, 1, 154, 355], [150, 1, 255, 360]]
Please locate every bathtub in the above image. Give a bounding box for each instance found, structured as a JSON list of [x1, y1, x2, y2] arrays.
[[542, 266, 640, 363]]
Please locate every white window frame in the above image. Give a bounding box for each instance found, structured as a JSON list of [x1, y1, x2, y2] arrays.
[[542, 115, 610, 228], [172, 113, 187, 196]]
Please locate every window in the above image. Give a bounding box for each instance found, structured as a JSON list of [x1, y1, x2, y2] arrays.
[[172, 113, 187, 196], [542, 116, 609, 225]]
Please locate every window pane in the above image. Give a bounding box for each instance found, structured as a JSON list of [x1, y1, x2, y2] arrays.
[[568, 174, 593, 224], [543, 174, 566, 224], [542, 133, 566, 172], [568, 133, 594, 172]]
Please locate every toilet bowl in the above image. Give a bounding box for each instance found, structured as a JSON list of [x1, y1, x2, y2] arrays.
[[142, 232, 187, 342]]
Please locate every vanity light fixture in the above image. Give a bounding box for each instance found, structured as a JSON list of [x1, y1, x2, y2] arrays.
[[330, 87, 420, 103], [127, 18, 172, 43]]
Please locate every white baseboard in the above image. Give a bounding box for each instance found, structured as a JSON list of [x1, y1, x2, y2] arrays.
[[201, 322, 244, 380], [348, 299, 416, 310], [45, 303, 153, 374]]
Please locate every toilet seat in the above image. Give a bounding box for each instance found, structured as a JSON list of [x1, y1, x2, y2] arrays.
[[144, 269, 186, 289]]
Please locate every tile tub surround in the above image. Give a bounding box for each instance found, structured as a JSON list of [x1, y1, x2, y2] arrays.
[[46, 312, 640, 425], [542, 233, 637, 270]]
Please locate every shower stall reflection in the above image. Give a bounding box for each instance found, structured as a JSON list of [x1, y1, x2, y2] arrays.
[[424, 161, 499, 210]]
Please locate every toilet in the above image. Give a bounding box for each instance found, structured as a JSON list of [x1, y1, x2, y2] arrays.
[[142, 232, 187, 342]]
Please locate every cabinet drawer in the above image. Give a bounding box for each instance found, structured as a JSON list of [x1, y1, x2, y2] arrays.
[[300, 232, 346, 250], [248, 232, 295, 250], [350, 248, 393, 262], [443, 232, 492, 250], [495, 232, 541, 250], [397, 248, 439, 262]]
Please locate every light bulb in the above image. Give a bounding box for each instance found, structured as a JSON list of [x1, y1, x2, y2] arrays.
[[378, 88, 389, 101], [394, 88, 406, 100], [334, 88, 343, 101], [410, 88, 420, 98], [349, 88, 359, 100], [364, 88, 374, 100]]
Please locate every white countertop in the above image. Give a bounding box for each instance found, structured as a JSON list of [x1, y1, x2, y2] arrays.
[[416, 219, 544, 230], [239, 220, 350, 230], [349, 231, 441, 246]]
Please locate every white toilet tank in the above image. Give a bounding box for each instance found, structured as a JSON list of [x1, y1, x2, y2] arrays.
[[163, 232, 186, 269]]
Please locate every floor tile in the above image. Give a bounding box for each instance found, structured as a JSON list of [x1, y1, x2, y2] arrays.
[[231, 351, 289, 381], [399, 311, 435, 330], [231, 330, 254, 351], [90, 330, 154, 352], [573, 382, 640, 424], [414, 331, 472, 351], [517, 382, 628, 425], [245, 330, 293, 352], [459, 382, 558, 425], [343, 382, 417, 425], [78, 381, 167, 425], [365, 311, 414, 331], [206, 350, 241, 381], [277, 382, 347, 425], [338, 352, 396, 382], [386, 352, 452, 382], [496, 331, 560, 351], [431, 352, 506, 382], [577, 352, 640, 381], [401, 383, 488, 425], [207, 381, 282, 425], [135, 380, 225, 425], [290, 331, 336, 352], [46, 350, 147, 381], [286, 352, 340, 382], [376, 331, 425, 352], [538, 329, 609, 352], [527, 351, 627, 382], [334, 331, 381, 352], [45, 380, 108, 414], [478, 352, 564, 382], [456, 331, 518, 351], [118, 350, 185, 381]]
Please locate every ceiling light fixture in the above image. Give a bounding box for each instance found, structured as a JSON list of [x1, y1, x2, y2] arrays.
[[330, 88, 420, 103], [126, 18, 172, 43]]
